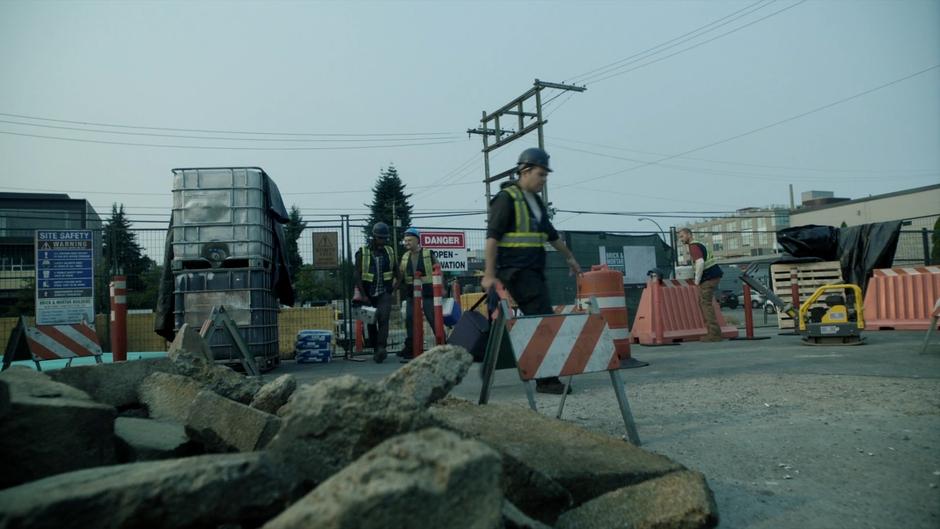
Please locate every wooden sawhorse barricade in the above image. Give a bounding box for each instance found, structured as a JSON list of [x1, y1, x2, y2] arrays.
[[478, 297, 642, 445]]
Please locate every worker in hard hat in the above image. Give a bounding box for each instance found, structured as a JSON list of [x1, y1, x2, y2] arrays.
[[354, 222, 400, 363], [398, 227, 439, 363], [482, 147, 582, 394], [678, 227, 724, 342]]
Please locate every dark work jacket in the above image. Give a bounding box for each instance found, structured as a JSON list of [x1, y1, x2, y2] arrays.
[[487, 182, 559, 272]]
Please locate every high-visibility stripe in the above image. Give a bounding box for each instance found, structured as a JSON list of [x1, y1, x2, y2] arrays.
[[596, 296, 626, 309], [115, 295, 127, 304], [56, 325, 102, 354], [112, 280, 127, 289], [26, 328, 78, 359]]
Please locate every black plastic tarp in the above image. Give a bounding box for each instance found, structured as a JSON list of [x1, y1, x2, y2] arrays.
[[774, 222, 902, 295], [838, 221, 903, 292], [154, 169, 295, 341]]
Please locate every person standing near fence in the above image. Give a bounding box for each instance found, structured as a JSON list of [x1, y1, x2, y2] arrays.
[[482, 147, 582, 394], [397, 227, 438, 363], [354, 222, 400, 363], [678, 227, 724, 342]]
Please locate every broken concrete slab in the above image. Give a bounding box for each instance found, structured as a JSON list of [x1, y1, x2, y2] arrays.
[[49, 357, 174, 409], [138, 372, 203, 423], [186, 390, 281, 453], [0, 367, 117, 489], [267, 375, 433, 486], [503, 501, 553, 529], [199, 364, 262, 404], [114, 417, 203, 462], [382, 344, 473, 408], [250, 374, 297, 414], [263, 428, 502, 529], [0, 452, 301, 529], [555, 470, 719, 529], [431, 398, 684, 521]]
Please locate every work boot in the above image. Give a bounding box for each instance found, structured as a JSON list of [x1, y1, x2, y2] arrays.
[[536, 377, 573, 395], [373, 347, 387, 363], [398, 352, 413, 364], [700, 335, 722, 343]]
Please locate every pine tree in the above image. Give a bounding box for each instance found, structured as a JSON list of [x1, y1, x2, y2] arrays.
[[100, 204, 154, 310], [284, 205, 306, 280], [364, 165, 413, 245]]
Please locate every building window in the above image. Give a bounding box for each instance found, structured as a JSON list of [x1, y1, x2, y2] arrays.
[[712, 233, 723, 252], [742, 231, 753, 247]]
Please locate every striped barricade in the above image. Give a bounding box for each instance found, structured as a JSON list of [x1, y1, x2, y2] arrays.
[[480, 293, 641, 445], [2, 317, 102, 371], [864, 266, 940, 331]]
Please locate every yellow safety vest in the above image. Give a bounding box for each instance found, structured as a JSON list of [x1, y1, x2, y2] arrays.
[[400, 248, 434, 285], [361, 246, 395, 283], [690, 240, 718, 270], [497, 185, 549, 248]]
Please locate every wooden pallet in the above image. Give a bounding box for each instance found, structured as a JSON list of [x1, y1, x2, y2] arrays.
[[770, 261, 844, 329]]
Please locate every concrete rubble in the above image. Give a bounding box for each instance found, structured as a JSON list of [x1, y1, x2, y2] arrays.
[[0, 342, 718, 529]]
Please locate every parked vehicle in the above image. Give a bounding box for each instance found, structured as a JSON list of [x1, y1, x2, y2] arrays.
[[717, 289, 739, 309]]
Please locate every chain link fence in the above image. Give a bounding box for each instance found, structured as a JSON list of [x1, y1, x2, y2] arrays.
[[1, 223, 935, 355]]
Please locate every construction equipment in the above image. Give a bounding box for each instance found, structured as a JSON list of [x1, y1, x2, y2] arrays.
[[797, 284, 865, 345], [739, 264, 864, 345]]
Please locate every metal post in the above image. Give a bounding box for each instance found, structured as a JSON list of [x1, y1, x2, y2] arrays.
[[535, 84, 547, 206], [109, 275, 127, 362], [922, 227, 931, 265], [743, 283, 754, 339], [413, 272, 424, 357], [610, 369, 641, 445]]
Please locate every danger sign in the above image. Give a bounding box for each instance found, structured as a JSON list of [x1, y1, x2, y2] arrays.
[[420, 231, 467, 272]]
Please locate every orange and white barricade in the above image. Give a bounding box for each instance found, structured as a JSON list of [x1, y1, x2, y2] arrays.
[[630, 277, 738, 345], [2, 316, 102, 371], [864, 266, 940, 331], [480, 291, 641, 445]]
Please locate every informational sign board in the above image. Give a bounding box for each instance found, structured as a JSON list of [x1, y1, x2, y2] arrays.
[[420, 231, 467, 272], [599, 245, 656, 285], [35, 230, 95, 326], [312, 232, 339, 269]]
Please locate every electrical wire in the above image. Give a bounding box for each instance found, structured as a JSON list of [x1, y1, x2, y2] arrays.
[[555, 63, 940, 190]]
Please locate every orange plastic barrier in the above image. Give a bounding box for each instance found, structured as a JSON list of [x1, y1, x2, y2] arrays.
[[863, 266, 940, 331], [630, 278, 738, 345]]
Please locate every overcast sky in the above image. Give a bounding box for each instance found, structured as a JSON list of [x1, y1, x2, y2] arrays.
[[1, 0, 938, 240]]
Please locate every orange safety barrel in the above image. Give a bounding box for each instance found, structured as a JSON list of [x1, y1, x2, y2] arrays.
[[579, 265, 631, 360]]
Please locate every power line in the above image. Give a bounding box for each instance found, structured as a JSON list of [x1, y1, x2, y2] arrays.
[[568, 0, 773, 84], [550, 136, 940, 175], [555, 63, 940, 190], [0, 111, 456, 137], [0, 119, 461, 143], [0, 130, 461, 151], [586, 1, 807, 85]]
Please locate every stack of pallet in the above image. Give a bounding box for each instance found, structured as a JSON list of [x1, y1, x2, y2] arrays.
[[770, 261, 844, 330], [170, 167, 280, 370]]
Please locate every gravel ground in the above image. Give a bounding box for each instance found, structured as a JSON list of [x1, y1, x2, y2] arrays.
[[283, 329, 940, 529]]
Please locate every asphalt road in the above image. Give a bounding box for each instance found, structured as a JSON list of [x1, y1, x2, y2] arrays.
[[280, 328, 940, 529]]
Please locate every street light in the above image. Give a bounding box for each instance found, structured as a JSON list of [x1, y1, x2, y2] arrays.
[[638, 217, 673, 278]]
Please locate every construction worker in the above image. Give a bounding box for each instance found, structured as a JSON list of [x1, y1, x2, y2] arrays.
[[678, 227, 724, 342], [398, 227, 438, 363], [354, 222, 400, 363], [482, 147, 582, 394]]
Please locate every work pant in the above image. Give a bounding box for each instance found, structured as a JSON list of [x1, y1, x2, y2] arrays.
[[366, 292, 393, 350], [401, 295, 436, 356], [698, 278, 721, 338], [500, 268, 562, 386]]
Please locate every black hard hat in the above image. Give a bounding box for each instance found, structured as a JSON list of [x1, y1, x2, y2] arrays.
[[372, 222, 390, 238], [517, 147, 552, 172]]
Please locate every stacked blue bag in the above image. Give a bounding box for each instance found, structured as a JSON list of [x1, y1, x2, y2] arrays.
[[295, 330, 333, 363]]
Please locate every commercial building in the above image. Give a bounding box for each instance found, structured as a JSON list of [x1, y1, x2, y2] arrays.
[[677, 206, 791, 263], [0, 193, 102, 315]]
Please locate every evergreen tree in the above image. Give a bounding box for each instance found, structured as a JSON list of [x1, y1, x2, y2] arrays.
[[284, 205, 306, 280], [100, 204, 154, 310], [364, 165, 413, 246]]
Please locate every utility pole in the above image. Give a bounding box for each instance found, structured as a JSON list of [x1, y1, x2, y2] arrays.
[[468, 79, 585, 210], [390, 201, 398, 254]]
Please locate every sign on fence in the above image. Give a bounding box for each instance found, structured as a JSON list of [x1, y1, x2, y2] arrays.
[[312, 232, 339, 269], [35, 230, 95, 326], [599, 245, 656, 285], [421, 231, 467, 272]]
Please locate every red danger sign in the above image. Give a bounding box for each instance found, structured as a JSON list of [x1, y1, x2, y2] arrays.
[[420, 231, 465, 249]]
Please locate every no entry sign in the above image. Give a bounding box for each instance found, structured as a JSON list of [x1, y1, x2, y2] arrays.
[[420, 231, 467, 272]]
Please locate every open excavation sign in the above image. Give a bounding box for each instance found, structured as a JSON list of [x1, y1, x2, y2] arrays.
[[420, 231, 467, 272]]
